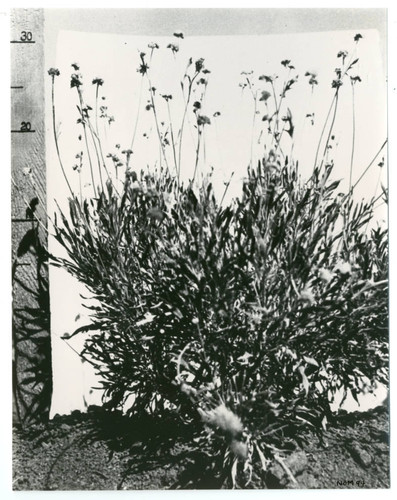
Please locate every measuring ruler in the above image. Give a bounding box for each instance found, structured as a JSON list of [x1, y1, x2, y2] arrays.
[[11, 8, 46, 242]]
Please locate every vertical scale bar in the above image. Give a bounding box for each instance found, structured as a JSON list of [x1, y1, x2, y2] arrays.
[[11, 9, 45, 233], [11, 9, 50, 427]]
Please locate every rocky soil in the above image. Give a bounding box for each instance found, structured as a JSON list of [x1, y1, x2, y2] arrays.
[[12, 404, 389, 490]]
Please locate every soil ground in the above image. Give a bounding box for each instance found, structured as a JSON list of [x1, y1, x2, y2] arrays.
[[12, 404, 389, 490]]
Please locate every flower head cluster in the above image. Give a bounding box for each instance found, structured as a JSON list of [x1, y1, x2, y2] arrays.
[[121, 149, 133, 166], [71, 73, 83, 88], [167, 43, 179, 54], [199, 403, 243, 438], [281, 59, 294, 69], [48, 67, 60, 77], [350, 75, 362, 84], [73, 151, 83, 173], [300, 287, 315, 305], [230, 439, 248, 461], [259, 90, 271, 102], [106, 153, 123, 168], [259, 74, 277, 83], [318, 267, 334, 284], [305, 71, 318, 87], [332, 79, 343, 89], [137, 52, 149, 75], [197, 115, 211, 126], [195, 58, 205, 73], [337, 50, 348, 65], [335, 260, 352, 275]]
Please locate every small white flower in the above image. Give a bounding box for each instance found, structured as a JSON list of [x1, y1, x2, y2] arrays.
[[192, 317, 199, 325], [200, 404, 243, 438], [180, 382, 197, 397], [163, 192, 176, 211], [335, 261, 352, 275], [136, 312, 155, 327], [300, 287, 315, 305], [230, 439, 248, 461], [318, 268, 334, 283], [237, 352, 253, 365]]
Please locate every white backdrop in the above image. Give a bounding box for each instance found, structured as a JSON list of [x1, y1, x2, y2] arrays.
[[47, 28, 387, 417]]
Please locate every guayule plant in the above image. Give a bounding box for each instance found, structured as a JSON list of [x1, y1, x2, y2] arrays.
[[49, 32, 388, 487]]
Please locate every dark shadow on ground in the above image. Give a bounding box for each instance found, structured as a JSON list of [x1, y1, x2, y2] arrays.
[[12, 405, 389, 490], [12, 215, 52, 427]]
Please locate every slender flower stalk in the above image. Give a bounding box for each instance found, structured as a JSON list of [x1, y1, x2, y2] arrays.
[[313, 92, 338, 170], [145, 81, 171, 175], [269, 80, 279, 146], [90, 78, 112, 192], [75, 86, 98, 198], [352, 139, 387, 191], [165, 99, 179, 184], [219, 171, 234, 208], [349, 80, 356, 195], [92, 78, 104, 138], [314, 41, 361, 172], [245, 77, 257, 168], [320, 88, 340, 171], [130, 76, 144, 151], [81, 91, 118, 194], [48, 69, 74, 197], [271, 72, 290, 150], [192, 127, 203, 184], [86, 121, 115, 192], [178, 62, 201, 176]]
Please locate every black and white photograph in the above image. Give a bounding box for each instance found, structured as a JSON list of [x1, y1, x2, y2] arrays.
[[6, 4, 392, 493]]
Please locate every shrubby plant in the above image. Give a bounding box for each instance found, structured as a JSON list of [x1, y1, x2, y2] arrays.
[[49, 32, 388, 487]]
